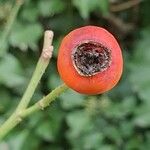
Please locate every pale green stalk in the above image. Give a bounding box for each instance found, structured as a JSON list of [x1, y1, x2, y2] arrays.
[[0, 0, 23, 56], [0, 84, 68, 140], [0, 30, 54, 140]]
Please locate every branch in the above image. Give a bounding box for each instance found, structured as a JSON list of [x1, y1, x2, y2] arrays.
[[103, 13, 134, 36], [21, 84, 68, 117], [110, 0, 143, 12], [0, 30, 54, 140], [0, 0, 24, 56], [16, 30, 54, 111], [0, 84, 68, 141]]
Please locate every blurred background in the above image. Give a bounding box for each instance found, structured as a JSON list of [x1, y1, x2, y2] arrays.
[[0, 0, 150, 149]]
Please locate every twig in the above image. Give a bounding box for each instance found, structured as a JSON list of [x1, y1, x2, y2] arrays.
[[0, 30, 54, 140], [16, 30, 54, 111], [0, 84, 68, 141], [110, 0, 143, 12], [22, 84, 68, 117], [104, 13, 134, 36], [0, 0, 24, 56]]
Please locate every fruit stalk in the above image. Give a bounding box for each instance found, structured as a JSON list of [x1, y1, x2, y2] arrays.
[[0, 84, 68, 140], [0, 30, 54, 140]]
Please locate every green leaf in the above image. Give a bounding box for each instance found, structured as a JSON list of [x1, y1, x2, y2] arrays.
[[72, 0, 109, 19], [21, 3, 39, 22], [0, 54, 26, 88], [36, 106, 64, 141], [38, 0, 66, 17], [133, 103, 150, 127], [98, 145, 115, 150], [98, 0, 109, 16], [60, 89, 85, 109], [72, 0, 91, 19], [0, 35, 9, 57], [7, 130, 29, 150], [36, 121, 55, 141], [120, 121, 134, 138], [0, 89, 11, 112], [103, 126, 122, 142], [48, 73, 62, 89], [83, 132, 103, 149], [9, 22, 43, 51], [105, 96, 136, 119], [129, 28, 150, 102], [66, 110, 91, 138]]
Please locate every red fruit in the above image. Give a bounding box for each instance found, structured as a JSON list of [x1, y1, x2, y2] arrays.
[[57, 26, 123, 95]]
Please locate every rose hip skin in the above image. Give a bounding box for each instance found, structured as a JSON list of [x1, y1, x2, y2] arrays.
[[57, 26, 123, 95]]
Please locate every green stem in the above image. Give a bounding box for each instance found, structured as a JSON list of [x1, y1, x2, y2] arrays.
[[0, 57, 49, 140], [16, 30, 54, 111], [0, 0, 23, 56], [0, 84, 68, 141], [0, 30, 54, 141], [22, 84, 68, 117], [16, 57, 50, 111]]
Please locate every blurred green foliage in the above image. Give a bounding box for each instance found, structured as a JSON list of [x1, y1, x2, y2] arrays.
[[0, 0, 150, 149]]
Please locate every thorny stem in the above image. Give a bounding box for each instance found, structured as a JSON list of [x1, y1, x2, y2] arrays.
[[0, 0, 24, 56], [0, 30, 55, 140]]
